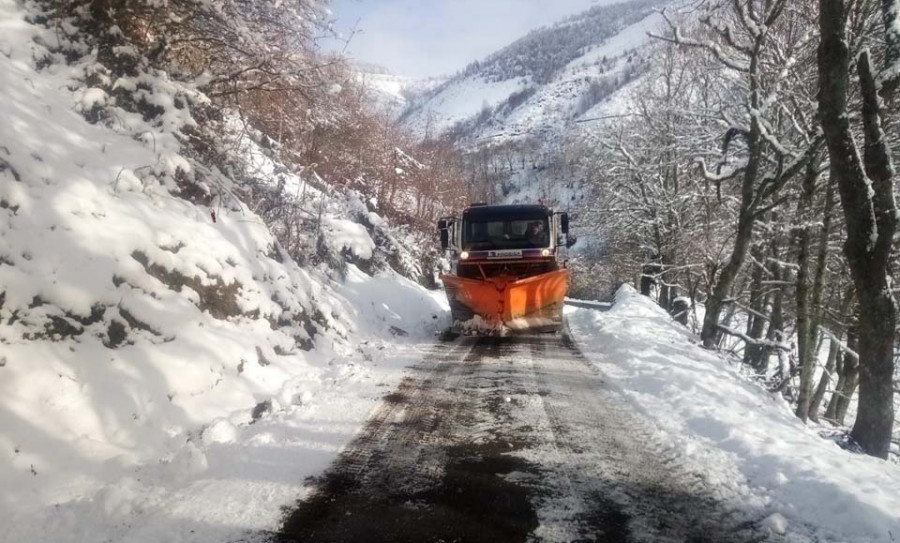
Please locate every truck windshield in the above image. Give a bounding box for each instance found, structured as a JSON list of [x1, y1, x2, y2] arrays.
[[462, 217, 550, 250]]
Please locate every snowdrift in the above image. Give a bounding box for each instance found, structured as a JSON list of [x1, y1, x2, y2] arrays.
[[568, 285, 900, 542]]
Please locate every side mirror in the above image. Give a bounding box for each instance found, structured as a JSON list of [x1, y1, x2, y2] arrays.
[[560, 213, 569, 234], [437, 219, 447, 230], [566, 235, 577, 248], [440, 229, 449, 250]]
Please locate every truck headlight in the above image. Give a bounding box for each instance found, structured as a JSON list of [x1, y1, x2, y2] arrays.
[[460, 251, 470, 260], [541, 249, 551, 257]]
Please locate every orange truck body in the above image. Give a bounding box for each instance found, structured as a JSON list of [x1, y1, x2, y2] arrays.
[[440, 268, 569, 329]]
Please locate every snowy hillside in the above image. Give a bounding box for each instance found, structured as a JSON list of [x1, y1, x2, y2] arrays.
[[400, 0, 666, 143], [0, 2, 448, 541], [355, 68, 447, 116]]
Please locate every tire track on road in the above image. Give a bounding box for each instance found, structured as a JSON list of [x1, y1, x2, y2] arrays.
[[271, 333, 770, 543], [528, 334, 766, 543]]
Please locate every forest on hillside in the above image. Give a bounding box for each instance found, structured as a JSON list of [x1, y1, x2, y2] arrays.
[[566, 0, 900, 459], [461, 0, 662, 83]]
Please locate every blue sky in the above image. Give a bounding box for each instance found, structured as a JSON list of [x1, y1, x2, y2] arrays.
[[323, 0, 613, 77]]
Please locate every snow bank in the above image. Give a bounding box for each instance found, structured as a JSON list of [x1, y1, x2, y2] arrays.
[[337, 265, 447, 338], [0, 2, 449, 541], [567, 285, 900, 542]]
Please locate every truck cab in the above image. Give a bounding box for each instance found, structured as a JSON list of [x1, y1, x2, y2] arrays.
[[437, 204, 573, 332], [439, 204, 571, 275]]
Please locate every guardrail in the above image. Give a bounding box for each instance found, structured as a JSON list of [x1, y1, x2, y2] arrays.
[[564, 298, 612, 311]]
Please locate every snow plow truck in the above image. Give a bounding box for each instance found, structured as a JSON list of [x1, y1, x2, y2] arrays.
[[437, 204, 574, 332]]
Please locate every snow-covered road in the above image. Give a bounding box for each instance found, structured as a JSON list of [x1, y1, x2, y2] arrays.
[[273, 332, 766, 543]]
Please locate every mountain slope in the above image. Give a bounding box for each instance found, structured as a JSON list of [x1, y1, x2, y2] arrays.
[[400, 0, 667, 143], [357, 69, 447, 115]]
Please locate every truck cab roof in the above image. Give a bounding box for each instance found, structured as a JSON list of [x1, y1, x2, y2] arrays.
[[462, 204, 551, 220]]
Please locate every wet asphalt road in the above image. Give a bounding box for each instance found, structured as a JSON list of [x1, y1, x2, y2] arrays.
[[268, 329, 768, 543]]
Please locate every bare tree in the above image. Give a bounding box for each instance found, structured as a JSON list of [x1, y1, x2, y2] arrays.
[[654, 1, 823, 349], [817, 0, 898, 458]]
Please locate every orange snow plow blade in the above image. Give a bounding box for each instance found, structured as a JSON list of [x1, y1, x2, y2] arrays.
[[440, 269, 569, 331]]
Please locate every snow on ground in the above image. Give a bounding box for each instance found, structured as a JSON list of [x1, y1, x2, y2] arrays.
[[567, 285, 900, 542], [577, 70, 645, 122], [0, 2, 449, 542]]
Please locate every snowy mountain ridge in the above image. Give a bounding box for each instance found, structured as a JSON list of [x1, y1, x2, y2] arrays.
[[399, 0, 668, 144]]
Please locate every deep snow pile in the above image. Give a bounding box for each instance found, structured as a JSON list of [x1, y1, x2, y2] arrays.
[[567, 286, 900, 542], [0, 2, 447, 541]]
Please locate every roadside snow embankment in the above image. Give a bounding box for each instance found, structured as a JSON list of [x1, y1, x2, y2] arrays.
[[568, 285, 900, 543], [0, 2, 448, 542]]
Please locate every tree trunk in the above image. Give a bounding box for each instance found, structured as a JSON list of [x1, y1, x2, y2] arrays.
[[759, 237, 786, 373], [762, 287, 785, 369], [851, 281, 896, 452], [824, 348, 845, 422], [811, 284, 855, 421], [641, 258, 660, 296], [672, 297, 690, 326], [701, 43, 764, 349], [810, 179, 835, 330], [810, 338, 839, 422], [818, 0, 897, 458], [794, 238, 813, 418], [659, 248, 679, 313], [744, 244, 769, 371], [701, 210, 755, 347], [796, 160, 821, 421], [835, 329, 860, 426], [659, 281, 672, 312]]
